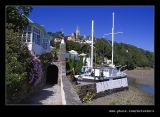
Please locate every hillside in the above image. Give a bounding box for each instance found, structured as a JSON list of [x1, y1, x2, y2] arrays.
[[66, 38, 154, 70]]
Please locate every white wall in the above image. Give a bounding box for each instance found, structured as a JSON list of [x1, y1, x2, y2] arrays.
[[27, 42, 32, 51], [32, 44, 46, 55], [96, 78, 128, 93]]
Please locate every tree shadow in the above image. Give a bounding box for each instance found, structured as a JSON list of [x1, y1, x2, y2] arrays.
[[19, 85, 56, 105]]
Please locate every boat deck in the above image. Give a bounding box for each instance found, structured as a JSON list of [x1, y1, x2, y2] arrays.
[[77, 81, 95, 86]]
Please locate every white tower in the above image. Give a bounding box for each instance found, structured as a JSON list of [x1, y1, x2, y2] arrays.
[[76, 26, 80, 39]]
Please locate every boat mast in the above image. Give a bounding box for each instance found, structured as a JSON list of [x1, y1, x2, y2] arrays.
[[104, 12, 123, 67], [111, 12, 114, 66], [91, 20, 94, 69]]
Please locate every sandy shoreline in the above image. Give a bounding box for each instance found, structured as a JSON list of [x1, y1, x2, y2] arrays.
[[85, 85, 154, 105], [124, 69, 154, 86]]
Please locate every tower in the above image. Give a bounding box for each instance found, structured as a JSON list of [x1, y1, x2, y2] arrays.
[[76, 26, 80, 40]]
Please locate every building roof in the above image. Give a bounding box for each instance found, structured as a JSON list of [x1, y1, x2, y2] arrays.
[[22, 14, 46, 33], [68, 50, 78, 55], [79, 53, 87, 56], [22, 14, 34, 23]]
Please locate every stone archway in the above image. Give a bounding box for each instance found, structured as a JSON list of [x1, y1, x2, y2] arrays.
[[46, 65, 58, 84]]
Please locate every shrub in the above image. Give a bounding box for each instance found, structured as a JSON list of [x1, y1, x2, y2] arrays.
[[6, 73, 26, 94], [6, 24, 38, 103], [82, 92, 96, 103], [6, 6, 34, 103], [28, 57, 42, 86], [39, 53, 53, 63]]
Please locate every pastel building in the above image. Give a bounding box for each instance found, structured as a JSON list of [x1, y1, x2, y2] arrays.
[[67, 26, 80, 42], [22, 18, 51, 55]]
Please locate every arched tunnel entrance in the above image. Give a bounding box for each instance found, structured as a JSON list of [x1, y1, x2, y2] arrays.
[[46, 65, 58, 85]]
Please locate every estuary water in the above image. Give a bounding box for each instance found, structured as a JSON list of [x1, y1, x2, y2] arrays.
[[128, 77, 154, 95]]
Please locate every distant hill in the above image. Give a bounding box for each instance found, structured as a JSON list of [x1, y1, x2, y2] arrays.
[[66, 37, 154, 70]]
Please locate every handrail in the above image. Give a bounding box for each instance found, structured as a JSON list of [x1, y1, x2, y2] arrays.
[[119, 65, 127, 71]]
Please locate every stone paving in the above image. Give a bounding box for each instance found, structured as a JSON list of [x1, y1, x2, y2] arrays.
[[19, 84, 62, 105]]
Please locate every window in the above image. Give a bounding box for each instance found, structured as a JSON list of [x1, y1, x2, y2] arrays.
[[33, 27, 37, 33], [27, 32, 31, 42], [35, 35, 38, 44], [37, 37, 40, 45], [32, 33, 35, 43], [44, 43, 48, 49], [33, 27, 41, 45], [28, 26, 31, 32]]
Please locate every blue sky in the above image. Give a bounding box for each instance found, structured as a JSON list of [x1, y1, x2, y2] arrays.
[[29, 6, 154, 52]]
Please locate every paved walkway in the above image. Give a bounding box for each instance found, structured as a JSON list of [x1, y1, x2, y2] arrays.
[[19, 84, 62, 105]]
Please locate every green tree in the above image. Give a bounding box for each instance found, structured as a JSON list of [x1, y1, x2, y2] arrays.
[[39, 53, 53, 63], [53, 31, 64, 39], [6, 24, 32, 103], [6, 6, 32, 32], [75, 57, 83, 74], [66, 36, 154, 70], [6, 5, 33, 103], [95, 38, 111, 59]]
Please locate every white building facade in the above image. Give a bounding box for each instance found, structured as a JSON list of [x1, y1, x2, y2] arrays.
[[22, 19, 51, 55]]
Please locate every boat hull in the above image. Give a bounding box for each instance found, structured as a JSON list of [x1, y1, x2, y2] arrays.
[[74, 75, 128, 93], [95, 77, 128, 93]]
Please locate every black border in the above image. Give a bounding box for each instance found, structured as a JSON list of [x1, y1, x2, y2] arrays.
[[1, 0, 159, 115]]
